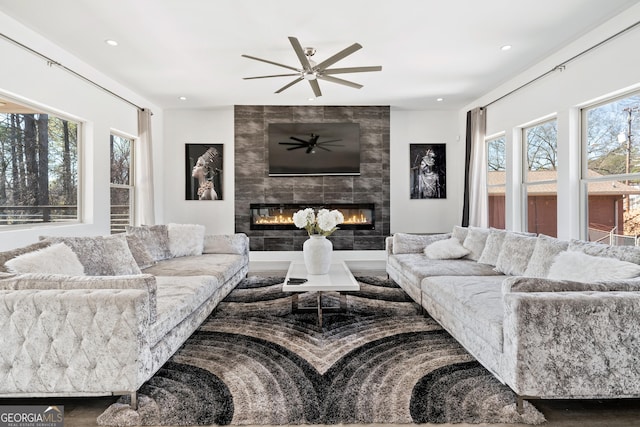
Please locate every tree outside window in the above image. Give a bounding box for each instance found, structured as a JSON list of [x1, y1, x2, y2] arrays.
[[486, 136, 506, 229], [110, 133, 134, 233]]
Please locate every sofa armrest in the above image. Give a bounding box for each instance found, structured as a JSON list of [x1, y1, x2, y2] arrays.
[[390, 232, 451, 254], [0, 288, 153, 394], [202, 233, 249, 256], [502, 276, 640, 294], [502, 288, 640, 398], [385, 236, 393, 257]]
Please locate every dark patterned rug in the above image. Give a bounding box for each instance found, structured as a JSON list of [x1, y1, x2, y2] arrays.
[[97, 276, 545, 426]]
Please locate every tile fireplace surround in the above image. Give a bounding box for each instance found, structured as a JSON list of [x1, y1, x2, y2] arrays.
[[234, 105, 390, 251]]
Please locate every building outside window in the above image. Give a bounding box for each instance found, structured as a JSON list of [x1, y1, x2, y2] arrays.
[[0, 98, 79, 226], [582, 92, 640, 245], [523, 119, 558, 236], [486, 135, 506, 229], [110, 133, 134, 233]]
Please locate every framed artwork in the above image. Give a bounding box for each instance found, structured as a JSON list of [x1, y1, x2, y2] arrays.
[[410, 143, 446, 199], [185, 144, 223, 200]]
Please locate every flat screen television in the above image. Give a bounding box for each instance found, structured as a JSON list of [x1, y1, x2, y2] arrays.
[[268, 122, 360, 176]]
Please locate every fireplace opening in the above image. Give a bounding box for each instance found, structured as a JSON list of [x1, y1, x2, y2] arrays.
[[250, 203, 375, 231]]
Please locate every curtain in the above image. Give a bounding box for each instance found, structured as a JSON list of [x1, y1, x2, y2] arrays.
[[137, 108, 156, 225], [462, 107, 487, 227]]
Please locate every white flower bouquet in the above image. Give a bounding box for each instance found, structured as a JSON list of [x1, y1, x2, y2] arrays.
[[292, 208, 344, 237]]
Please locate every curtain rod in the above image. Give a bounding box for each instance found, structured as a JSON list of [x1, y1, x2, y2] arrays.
[[483, 19, 640, 109], [0, 32, 144, 111]]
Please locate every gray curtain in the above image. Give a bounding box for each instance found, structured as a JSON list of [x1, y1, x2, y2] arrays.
[[137, 108, 155, 225], [462, 107, 487, 227]]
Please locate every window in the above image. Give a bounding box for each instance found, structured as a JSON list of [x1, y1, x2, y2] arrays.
[[110, 133, 134, 233], [583, 92, 640, 245], [0, 98, 79, 226], [486, 135, 506, 229], [523, 119, 558, 236]]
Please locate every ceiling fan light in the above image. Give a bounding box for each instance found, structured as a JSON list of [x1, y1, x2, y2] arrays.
[[303, 72, 317, 81]]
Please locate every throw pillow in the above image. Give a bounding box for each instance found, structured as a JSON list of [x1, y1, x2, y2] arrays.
[[43, 234, 141, 276], [392, 232, 451, 254], [125, 234, 155, 269], [461, 227, 490, 261], [494, 233, 538, 276], [0, 240, 52, 273], [547, 250, 640, 282], [125, 225, 171, 262], [424, 237, 470, 260], [5, 242, 85, 275], [568, 239, 640, 264], [167, 223, 205, 257], [451, 225, 468, 243], [523, 234, 569, 278], [477, 228, 507, 266]]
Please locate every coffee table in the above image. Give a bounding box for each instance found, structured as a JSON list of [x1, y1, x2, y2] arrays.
[[282, 260, 360, 327]]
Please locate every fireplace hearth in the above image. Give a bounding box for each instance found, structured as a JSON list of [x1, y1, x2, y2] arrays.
[[250, 203, 375, 231]]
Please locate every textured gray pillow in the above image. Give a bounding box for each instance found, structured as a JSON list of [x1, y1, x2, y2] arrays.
[[125, 234, 155, 269], [523, 234, 569, 278], [568, 239, 640, 264], [477, 228, 507, 266], [167, 223, 205, 257], [451, 226, 468, 243], [125, 225, 171, 261], [392, 232, 451, 254], [203, 234, 249, 255], [462, 227, 490, 261], [43, 234, 141, 276], [495, 233, 538, 275]]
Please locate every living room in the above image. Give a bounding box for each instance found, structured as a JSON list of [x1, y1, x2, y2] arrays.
[[1, 1, 640, 426]]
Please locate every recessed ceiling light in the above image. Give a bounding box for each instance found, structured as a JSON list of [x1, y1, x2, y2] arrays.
[[436, 98, 444, 102], [179, 96, 187, 101], [308, 97, 315, 101], [501, 45, 512, 51], [105, 39, 118, 47]]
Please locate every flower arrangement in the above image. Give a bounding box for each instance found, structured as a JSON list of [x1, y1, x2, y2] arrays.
[[292, 208, 344, 237]]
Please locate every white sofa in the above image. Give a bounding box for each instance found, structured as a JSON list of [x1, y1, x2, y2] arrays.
[[0, 224, 249, 407], [386, 226, 640, 410]]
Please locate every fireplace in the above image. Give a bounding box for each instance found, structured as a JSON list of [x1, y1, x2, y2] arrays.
[[250, 203, 375, 231]]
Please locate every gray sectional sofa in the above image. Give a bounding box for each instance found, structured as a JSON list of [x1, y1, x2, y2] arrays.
[[386, 226, 640, 410], [0, 224, 249, 407]]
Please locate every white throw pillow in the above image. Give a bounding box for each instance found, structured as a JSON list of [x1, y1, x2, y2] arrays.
[[424, 237, 471, 260], [5, 242, 85, 275], [167, 223, 206, 257], [547, 250, 640, 282]]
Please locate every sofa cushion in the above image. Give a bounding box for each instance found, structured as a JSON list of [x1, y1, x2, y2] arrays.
[[0, 240, 53, 273], [523, 234, 568, 278], [43, 234, 141, 276], [388, 254, 502, 287], [142, 253, 247, 284], [424, 237, 470, 259], [547, 250, 640, 282], [125, 225, 171, 262], [5, 242, 85, 275], [392, 232, 450, 254], [421, 275, 506, 352], [503, 276, 640, 293], [462, 227, 490, 261], [568, 239, 640, 264], [167, 223, 205, 257], [495, 233, 537, 276], [477, 228, 507, 266]]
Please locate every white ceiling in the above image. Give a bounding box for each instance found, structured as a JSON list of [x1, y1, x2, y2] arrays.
[[1, 0, 638, 110]]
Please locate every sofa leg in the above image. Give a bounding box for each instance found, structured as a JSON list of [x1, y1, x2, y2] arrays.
[[516, 395, 524, 414], [130, 392, 138, 410]]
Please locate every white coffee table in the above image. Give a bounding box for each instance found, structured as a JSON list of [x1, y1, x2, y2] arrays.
[[282, 260, 360, 327]]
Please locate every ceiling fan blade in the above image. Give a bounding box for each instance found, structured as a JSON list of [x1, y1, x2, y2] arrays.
[[279, 142, 305, 146], [316, 145, 332, 152], [308, 79, 322, 97], [306, 146, 314, 154], [323, 66, 382, 74], [243, 73, 301, 80], [275, 77, 304, 93], [317, 139, 342, 144], [241, 54, 300, 72], [290, 137, 309, 144], [287, 145, 308, 151], [317, 75, 363, 89], [288, 37, 312, 71], [313, 43, 362, 70]]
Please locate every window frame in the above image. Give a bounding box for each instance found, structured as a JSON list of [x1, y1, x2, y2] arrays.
[[109, 131, 135, 233]]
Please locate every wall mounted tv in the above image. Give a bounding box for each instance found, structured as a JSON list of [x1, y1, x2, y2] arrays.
[[268, 122, 360, 176]]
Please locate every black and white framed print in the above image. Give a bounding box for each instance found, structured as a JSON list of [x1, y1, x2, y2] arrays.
[[185, 144, 223, 200], [410, 143, 446, 199]]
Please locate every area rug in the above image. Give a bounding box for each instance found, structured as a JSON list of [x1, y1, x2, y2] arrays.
[[97, 276, 545, 426]]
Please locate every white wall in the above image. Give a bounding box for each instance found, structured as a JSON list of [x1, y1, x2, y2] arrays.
[[462, 4, 640, 240], [162, 108, 236, 234], [390, 109, 462, 233], [0, 12, 163, 250]]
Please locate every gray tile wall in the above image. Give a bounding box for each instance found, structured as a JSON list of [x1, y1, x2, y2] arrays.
[[234, 105, 390, 251]]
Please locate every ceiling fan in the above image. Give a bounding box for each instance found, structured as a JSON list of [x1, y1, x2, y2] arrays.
[[242, 36, 382, 97], [279, 133, 343, 154]]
